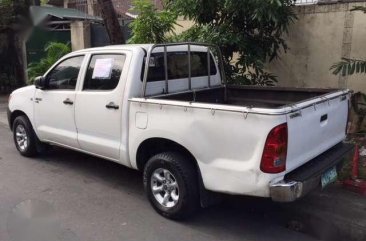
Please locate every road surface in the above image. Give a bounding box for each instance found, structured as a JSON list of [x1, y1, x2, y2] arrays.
[[0, 117, 317, 241]]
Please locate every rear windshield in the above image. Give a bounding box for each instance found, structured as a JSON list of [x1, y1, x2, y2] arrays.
[[141, 51, 217, 82]]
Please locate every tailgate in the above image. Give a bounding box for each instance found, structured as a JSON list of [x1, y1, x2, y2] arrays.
[[285, 91, 350, 172]]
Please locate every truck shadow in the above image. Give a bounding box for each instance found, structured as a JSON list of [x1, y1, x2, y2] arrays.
[[38, 146, 341, 241]]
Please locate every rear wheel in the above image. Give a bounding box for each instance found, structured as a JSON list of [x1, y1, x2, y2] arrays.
[[143, 152, 199, 220], [13, 116, 39, 157]]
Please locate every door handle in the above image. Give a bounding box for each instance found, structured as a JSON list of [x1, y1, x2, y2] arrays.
[[106, 102, 119, 110], [320, 114, 328, 122], [63, 98, 74, 105]]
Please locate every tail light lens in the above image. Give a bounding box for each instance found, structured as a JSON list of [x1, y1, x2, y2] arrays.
[[260, 123, 288, 174]]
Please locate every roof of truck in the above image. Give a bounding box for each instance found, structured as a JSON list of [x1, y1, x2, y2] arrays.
[[73, 44, 153, 54], [72, 44, 210, 54]]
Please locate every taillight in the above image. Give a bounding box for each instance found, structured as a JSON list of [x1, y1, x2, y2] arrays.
[[260, 123, 288, 174]]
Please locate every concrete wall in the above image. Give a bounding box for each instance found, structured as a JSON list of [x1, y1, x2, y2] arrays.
[[266, 2, 366, 93], [174, 16, 195, 34]]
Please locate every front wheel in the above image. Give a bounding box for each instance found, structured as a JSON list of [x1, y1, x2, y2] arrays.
[[143, 152, 199, 220], [13, 116, 39, 157]]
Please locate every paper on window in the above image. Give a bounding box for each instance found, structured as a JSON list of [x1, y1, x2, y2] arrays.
[[92, 58, 114, 79]]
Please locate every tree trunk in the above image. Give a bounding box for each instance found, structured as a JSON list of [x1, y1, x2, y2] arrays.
[[96, 0, 125, 44], [9, 32, 27, 87]]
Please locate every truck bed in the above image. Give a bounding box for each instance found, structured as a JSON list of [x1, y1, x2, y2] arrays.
[[152, 85, 338, 108]]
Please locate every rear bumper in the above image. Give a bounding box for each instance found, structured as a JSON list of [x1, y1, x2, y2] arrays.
[[269, 142, 354, 202]]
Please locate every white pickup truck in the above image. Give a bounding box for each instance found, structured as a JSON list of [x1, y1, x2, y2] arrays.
[[8, 43, 353, 219]]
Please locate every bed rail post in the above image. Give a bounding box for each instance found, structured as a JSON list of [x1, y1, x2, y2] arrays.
[[207, 47, 211, 88], [216, 47, 227, 101], [164, 46, 168, 94], [188, 43, 192, 90]]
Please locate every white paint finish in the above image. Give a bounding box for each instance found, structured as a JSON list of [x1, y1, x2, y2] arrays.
[[74, 51, 132, 160], [128, 100, 287, 196], [8, 86, 36, 128], [128, 92, 349, 196], [145, 75, 221, 97], [135, 112, 148, 129], [31, 54, 88, 147], [286, 95, 349, 172], [8, 43, 350, 199], [34, 90, 79, 147]]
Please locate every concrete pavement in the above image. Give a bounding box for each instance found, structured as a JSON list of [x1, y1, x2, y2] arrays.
[[0, 124, 317, 241]]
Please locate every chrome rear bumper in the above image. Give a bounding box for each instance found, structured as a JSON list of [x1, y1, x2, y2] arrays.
[[270, 177, 319, 202], [269, 143, 354, 202]]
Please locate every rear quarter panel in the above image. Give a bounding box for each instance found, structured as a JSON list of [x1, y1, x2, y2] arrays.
[[128, 100, 286, 197]]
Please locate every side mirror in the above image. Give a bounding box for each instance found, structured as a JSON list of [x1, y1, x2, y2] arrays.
[[34, 76, 46, 89]]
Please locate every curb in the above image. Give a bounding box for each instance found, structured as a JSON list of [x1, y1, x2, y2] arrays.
[[283, 204, 366, 241], [281, 185, 366, 241]]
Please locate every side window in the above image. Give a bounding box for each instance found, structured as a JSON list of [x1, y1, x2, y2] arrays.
[[142, 52, 217, 82], [46, 56, 84, 90], [83, 54, 126, 90]]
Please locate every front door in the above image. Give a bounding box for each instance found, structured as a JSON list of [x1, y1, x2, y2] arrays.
[[75, 53, 128, 160], [34, 55, 85, 147]]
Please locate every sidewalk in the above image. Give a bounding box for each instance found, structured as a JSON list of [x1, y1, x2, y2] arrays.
[[281, 183, 366, 241]]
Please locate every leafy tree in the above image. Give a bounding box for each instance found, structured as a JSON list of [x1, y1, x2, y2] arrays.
[[27, 42, 71, 83], [167, 0, 296, 85], [128, 0, 178, 44], [0, 0, 32, 88]]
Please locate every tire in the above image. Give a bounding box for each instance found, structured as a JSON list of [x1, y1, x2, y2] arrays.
[[143, 152, 200, 220], [12, 116, 39, 157]]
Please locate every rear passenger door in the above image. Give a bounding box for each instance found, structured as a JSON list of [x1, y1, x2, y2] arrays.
[[75, 52, 129, 160]]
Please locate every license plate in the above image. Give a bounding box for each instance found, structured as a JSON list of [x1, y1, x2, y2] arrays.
[[321, 167, 338, 188]]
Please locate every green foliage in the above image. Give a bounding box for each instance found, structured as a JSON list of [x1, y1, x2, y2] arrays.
[[351, 6, 366, 13], [330, 58, 366, 76], [128, 0, 178, 44], [0, 0, 13, 30], [0, 0, 31, 33], [0, 0, 32, 89], [27, 42, 71, 84], [168, 0, 296, 85], [230, 69, 278, 86]]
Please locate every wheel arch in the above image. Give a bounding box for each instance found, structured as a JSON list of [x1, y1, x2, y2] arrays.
[[135, 137, 222, 207], [136, 137, 198, 172], [9, 110, 28, 130]]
